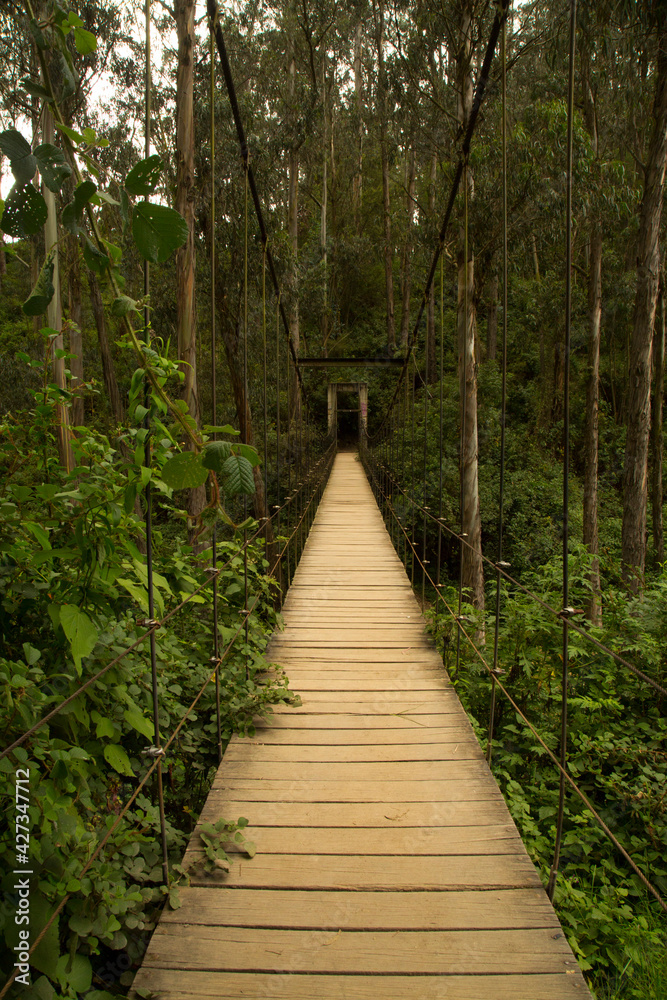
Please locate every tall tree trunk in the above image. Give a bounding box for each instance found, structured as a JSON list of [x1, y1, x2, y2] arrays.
[[456, 0, 484, 611], [399, 146, 417, 351], [43, 108, 73, 472], [426, 152, 438, 382], [88, 274, 124, 423], [621, 23, 667, 590], [175, 0, 205, 517], [584, 227, 603, 623], [652, 283, 665, 564], [458, 255, 484, 610], [67, 234, 84, 427], [374, 0, 395, 352], [486, 272, 498, 361], [353, 22, 364, 234]]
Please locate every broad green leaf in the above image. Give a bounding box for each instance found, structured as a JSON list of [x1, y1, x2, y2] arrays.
[[201, 440, 232, 474], [54, 953, 92, 993], [111, 295, 138, 317], [82, 235, 109, 275], [2, 182, 48, 238], [94, 715, 115, 739], [92, 189, 120, 206], [60, 604, 98, 675], [54, 50, 77, 101], [30, 894, 60, 977], [221, 454, 255, 496], [236, 443, 262, 467], [33, 143, 71, 193], [73, 25, 96, 54], [0, 129, 36, 185], [203, 424, 240, 435], [132, 201, 188, 264], [103, 744, 134, 777], [29, 18, 48, 49], [124, 155, 163, 197], [23, 252, 55, 316], [116, 578, 149, 615], [20, 78, 53, 101], [22, 642, 41, 665], [54, 122, 84, 144], [25, 520, 51, 549], [62, 178, 97, 234], [124, 708, 154, 740], [161, 451, 209, 490]]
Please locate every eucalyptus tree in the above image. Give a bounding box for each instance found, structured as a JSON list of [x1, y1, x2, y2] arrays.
[[620, 0, 667, 589]]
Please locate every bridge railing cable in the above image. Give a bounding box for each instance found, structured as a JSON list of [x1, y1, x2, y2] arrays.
[[361, 449, 667, 916]]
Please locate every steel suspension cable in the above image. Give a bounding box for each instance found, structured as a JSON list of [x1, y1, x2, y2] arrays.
[[488, 8, 510, 766], [455, 156, 470, 680], [437, 253, 444, 630], [141, 0, 169, 887], [206, 0, 309, 403], [548, 0, 577, 902], [363, 460, 667, 915]]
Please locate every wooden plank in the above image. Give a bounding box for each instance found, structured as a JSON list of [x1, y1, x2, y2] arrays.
[[257, 713, 467, 728], [132, 452, 591, 1000], [209, 778, 500, 802], [141, 926, 577, 974], [216, 760, 487, 782], [236, 726, 476, 745], [158, 886, 561, 930], [133, 970, 591, 1000], [195, 799, 512, 827], [223, 742, 483, 762], [185, 825, 525, 857]]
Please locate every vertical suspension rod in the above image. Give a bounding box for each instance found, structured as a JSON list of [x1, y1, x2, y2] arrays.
[[548, 0, 577, 902]]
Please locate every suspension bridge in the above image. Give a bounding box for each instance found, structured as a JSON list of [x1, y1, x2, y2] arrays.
[[2, 1, 666, 998], [131, 451, 590, 999]]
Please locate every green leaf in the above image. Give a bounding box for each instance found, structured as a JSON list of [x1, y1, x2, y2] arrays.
[[161, 451, 209, 490], [124, 481, 138, 515], [111, 295, 138, 317], [235, 443, 262, 467], [82, 235, 109, 275], [62, 178, 97, 234], [132, 201, 188, 264], [0, 129, 37, 185], [23, 252, 55, 316], [25, 520, 51, 549], [2, 182, 48, 238], [30, 895, 60, 977], [94, 715, 115, 739], [203, 424, 240, 436], [125, 155, 163, 197], [116, 578, 149, 615], [29, 18, 48, 49], [124, 708, 154, 740], [103, 744, 134, 777], [54, 50, 77, 101], [33, 143, 71, 193], [201, 440, 232, 474], [73, 25, 96, 54], [22, 642, 41, 665], [54, 121, 84, 145], [54, 953, 92, 993], [221, 454, 255, 496], [60, 604, 98, 675], [20, 78, 53, 102]]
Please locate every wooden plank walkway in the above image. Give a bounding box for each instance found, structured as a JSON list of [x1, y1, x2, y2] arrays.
[[133, 451, 592, 999]]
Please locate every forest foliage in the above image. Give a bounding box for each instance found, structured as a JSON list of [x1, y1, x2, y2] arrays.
[[0, 0, 666, 997]]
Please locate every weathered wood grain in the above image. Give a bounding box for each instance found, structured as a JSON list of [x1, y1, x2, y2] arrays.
[[131, 452, 591, 1000]]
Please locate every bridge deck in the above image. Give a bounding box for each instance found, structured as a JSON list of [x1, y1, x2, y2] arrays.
[[133, 451, 591, 999]]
